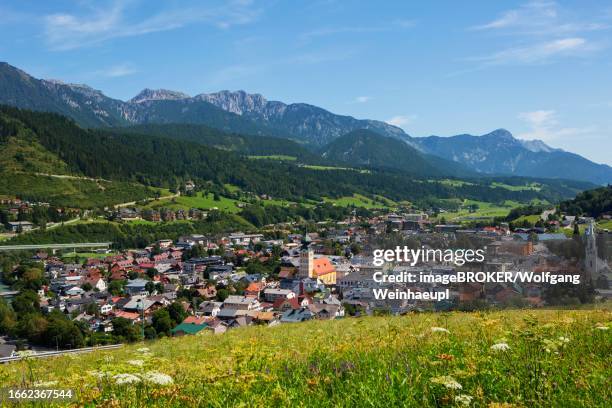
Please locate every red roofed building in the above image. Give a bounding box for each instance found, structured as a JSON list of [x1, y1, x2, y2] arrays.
[[311, 257, 337, 285], [245, 282, 265, 298], [113, 311, 140, 322], [273, 297, 300, 312]]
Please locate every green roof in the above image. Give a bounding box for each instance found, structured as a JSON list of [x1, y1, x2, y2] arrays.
[[171, 322, 208, 335]]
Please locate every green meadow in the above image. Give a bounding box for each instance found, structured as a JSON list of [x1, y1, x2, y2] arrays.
[[1, 308, 609, 407], [140, 192, 243, 213]]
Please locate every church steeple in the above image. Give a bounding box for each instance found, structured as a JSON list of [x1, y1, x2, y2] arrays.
[[299, 231, 314, 278], [584, 219, 597, 284]]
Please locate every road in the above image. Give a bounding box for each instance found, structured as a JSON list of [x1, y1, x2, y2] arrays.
[[114, 192, 180, 209], [0, 242, 112, 251], [0, 344, 123, 364]]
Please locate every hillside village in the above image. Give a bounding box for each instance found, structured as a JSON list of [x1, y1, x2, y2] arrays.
[[1, 202, 611, 357]]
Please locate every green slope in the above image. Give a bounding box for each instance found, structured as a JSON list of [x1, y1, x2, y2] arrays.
[[0, 309, 609, 407]]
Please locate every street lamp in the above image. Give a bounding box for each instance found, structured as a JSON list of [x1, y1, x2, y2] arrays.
[[136, 298, 145, 341]]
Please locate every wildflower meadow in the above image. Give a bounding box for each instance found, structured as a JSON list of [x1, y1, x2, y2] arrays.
[[0, 308, 610, 407]]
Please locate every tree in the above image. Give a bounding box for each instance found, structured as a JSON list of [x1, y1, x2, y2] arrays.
[[16, 314, 48, 344], [349, 243, 362, 255], [111, 317, 139, 342], [108, 280, 126, 295], [155, 282, 165, 293], [152, 309, 173, 335], [168, 302, 187, 325], [12, 290, 40, 315], [146, 268, 159, 279], [0, 298, 16, 335], [216, 288, 230, 302], [145, 281, 156, 295], [46, 312, 85, 348], [81, 282, 93, 292]]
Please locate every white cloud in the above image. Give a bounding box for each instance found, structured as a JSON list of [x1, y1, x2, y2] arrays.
[[386, 115, 417, 128], [469, 37, 597, 66], [517, 109, 595, 142], [354, 96, 371, 103], [44, 0, 261, 51], [300, 20, 415, 42], [465, 1, 609, 69], [471, 1, 608, 36], [209, 49, 357, 85], [101, 63, 138, 78]]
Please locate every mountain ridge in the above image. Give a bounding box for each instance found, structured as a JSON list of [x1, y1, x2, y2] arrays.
[[1, 61, 610, 185], [413, 130, 612, 185]]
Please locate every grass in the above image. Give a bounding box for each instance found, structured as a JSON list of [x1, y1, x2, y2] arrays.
[[439, 199, 522, 222], [0, 172, 154, 209], [300, 164, 370, 173], [491, 182, 542, 191], [324, 194, 395, 209], [559, 220, 612, 237], [434, 179, 475, 187], [247, 155, 297, 161], [60, 251, 118, 261], [1, 308, 609, 407], [597, 220, 612, 230], [514, 214, 542, 225], [140, 192, 243, 213]]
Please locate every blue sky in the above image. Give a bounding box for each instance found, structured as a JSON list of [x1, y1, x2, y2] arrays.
[[1, 0, 612, 165]]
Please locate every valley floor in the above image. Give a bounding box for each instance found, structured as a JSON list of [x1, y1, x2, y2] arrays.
[[1, 308, 610, 407]]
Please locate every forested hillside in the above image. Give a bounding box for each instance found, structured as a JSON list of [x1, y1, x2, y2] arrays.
[[559, 185, 612, 217], [121, 123, 321, 163], [0, 106, 594, 208]]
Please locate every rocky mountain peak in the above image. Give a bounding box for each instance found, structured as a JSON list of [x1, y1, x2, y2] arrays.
[[483, 128, 515, 141], [196, 90, 272, 115], [130, 88, 190, 104], [519, 139, 560, 153]]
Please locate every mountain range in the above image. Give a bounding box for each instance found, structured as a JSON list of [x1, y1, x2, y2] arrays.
[[1, 61, 611, 185]]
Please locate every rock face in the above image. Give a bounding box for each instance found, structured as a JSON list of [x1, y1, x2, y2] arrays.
[[197, 90, 411, 146], [1, 61, 611, 184], [129, 89, 190, 104], [0, 63, 410, 145], [414, 129, 612, 185]]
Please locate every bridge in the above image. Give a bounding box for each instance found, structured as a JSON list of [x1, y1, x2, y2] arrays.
[[0, 242, 112, 251]]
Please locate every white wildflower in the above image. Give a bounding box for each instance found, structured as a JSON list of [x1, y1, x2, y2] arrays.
[[558, 336, 570, 344], [490, 342, 510, 351], [88, 370, 107, 378], [431, 327, 450, 334], [137, 347, 150, 353], [33, 380, 58, 387], [16, 350, 36, 358], [455, 394, 473, 406], [145, 371, 173, 385], [431, 375, 462, 390], [127, 359, 144, 367], [113, 373, 141, 385], [595, 325, 608, 331]]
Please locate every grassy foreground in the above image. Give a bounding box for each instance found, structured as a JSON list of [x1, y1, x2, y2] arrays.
[[1, 309, 610, 407]]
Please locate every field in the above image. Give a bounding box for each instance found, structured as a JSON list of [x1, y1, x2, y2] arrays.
[[60, 251, 118, 261], [324, 194, 396, 209], [0, 173, 154, 208], [300, 164, 370, 173], [140, 192, 243, 213], [559, 220, 612, 237], [513, 214, 542, 225], [1, 308, 609, 407], [490, 182, 542, 191], [247, 155, 297, 161], [439, 199, 522, 222]]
